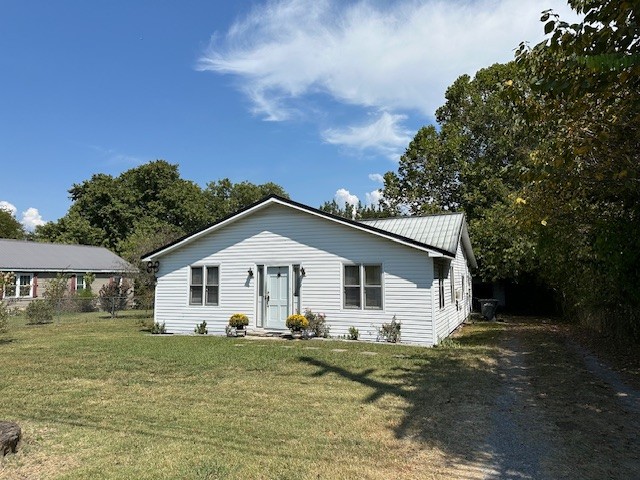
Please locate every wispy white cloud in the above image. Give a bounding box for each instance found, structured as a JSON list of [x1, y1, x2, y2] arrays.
[[21, 208, 46, 231], [368, 173, 384, 184], [198, 0, 578, 129], [334, 188, 359, 207], [89, 145, 143, 166], [322, 112, 411, 160]]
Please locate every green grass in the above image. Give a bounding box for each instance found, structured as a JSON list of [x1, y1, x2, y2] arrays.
[[0, 312, 504, 479]]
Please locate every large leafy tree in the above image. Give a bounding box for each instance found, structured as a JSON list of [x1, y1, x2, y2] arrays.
[[204, 178, 288, 219], [0, 208, 24, 239], [383, 62, 538, 281], [514, 0, 640, 339]]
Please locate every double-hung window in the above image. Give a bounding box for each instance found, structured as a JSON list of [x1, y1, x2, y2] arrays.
[[190, 266, 219, 306], [343, 264, 383, 310], [76, 274, 85, 291], [450, 265, 455, 303]]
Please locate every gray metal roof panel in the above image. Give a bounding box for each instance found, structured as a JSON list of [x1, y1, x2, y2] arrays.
[[360, 213, 464, 255], [0, 240, 131, 272]]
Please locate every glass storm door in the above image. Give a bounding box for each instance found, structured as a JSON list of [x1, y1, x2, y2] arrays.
[[266, 266, 289, 329]]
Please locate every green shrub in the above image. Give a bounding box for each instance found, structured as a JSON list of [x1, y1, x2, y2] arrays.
[[150, 322, 166, 334], [304, 309, 330, 338], [437, 337, 461, 348], [286, 314, 309, 331], [26, 300, 54, 325], [228, 313, 249, 328], [379, 316, 401, 343], [194, 320, 208, 334], [347, 326, 359, 340], [75, 289, 96, 312]]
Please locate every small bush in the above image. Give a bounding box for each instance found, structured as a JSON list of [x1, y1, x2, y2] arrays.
[[229, 313, 249, 328], [194, 320, 208, 335], [98, 279, 131, 317], [150, 322, 166, 334], [304, 309, 330, 338], [75, 289, 96, 312], [379, 316, 401, 343], [437, 337, 461, 348], [0, 301, 9, 334], [286, 314, 309, 331], [347, 326, 359, 340], [26, 300, 54, 325]]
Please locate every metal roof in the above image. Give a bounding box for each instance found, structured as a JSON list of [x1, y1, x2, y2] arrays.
[[359, 213, 465, 255], [0, 239, 132, 273]]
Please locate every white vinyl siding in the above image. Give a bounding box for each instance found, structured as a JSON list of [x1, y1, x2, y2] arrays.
[[153, 203, 435, 345]]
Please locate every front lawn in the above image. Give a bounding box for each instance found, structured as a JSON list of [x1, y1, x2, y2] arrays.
[[0, 312, 502, 479]]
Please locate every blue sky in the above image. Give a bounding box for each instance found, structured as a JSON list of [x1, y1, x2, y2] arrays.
[[0, 0, 576, 230]]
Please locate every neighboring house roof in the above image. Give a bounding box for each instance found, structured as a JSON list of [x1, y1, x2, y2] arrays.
[[143, 195, 477, 268], [0, 239, 132, 273]]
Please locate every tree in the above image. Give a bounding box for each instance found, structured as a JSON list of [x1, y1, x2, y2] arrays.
[[204, 178, 288, 219], [0, 209, 24, 239], [383, 62, 538, 281], [514, 0, 640, 339], [319, 199, 391, 220]]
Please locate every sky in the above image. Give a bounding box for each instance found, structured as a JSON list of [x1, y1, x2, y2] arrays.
[[0, 0, 578, 231]]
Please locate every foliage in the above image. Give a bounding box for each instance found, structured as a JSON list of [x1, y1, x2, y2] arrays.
[[304, 309, 329, 338], [379, 316, 401, 343], [43, 273, 71, 309], [347, 326, 359, 341], [150, 322, 166, 334], [437, 337, 461, 349], [0, 272, 16, 295], [74, 289, 96, 313], [25, 300, 54, 324], [228, 313, 249, 328], [0, 301, 9, 334], [514, 0, 640, 340], [286, 313, 309, 332], [0, 209, 24, 239], [204, 178, 288, 220], [319, 199, 392, 220], [194, 320, 208, 335], [98, 278, 131, 317], [382, 62, 538, 282], [83, 272, 95, 291]]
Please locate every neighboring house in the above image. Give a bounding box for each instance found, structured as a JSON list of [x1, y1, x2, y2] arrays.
[[143, 195, 476, 346], [0, 239, 132, 305]]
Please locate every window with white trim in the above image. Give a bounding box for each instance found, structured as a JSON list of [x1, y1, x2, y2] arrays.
[[3, 273, 32, 298], [343, 264, 382, 310], [190, 266, 219, 306], [450, 265, 455, 303], [76, 274, 85, 291]]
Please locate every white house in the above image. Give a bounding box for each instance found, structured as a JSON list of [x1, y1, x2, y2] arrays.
[[142, 195, 476, 346]]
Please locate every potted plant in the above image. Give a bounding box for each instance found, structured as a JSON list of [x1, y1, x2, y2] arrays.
[[228, 313, 249, 337], [286, 313, 309, 337]]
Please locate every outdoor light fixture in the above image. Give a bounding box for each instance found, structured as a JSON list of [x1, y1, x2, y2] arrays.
[[300, 266, 306, 277], [248, 268, 254, 277]]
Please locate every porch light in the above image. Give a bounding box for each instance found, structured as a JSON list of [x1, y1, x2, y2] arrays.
[[300, 266, 306, 277], [248, 268, 254, 277]]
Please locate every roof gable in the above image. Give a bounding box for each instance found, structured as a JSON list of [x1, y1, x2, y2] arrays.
[[0, 240, 132, 273], [143, 195, 476, 268]]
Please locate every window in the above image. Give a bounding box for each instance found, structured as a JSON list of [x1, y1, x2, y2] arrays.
[[343, 264, 382, 310], [450, 265, 455, 303], [76, 274, 85, 291], [435, 260, 445, 309], [3, 274, 32, 298], [190, 266, 219, 306]]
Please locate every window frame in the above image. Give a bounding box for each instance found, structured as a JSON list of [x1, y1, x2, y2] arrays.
[[342, 263, 383, 310], [435, 259, 445, 310], [450, 264, 455, 304], [189, 265, 220, 306], [76, 274, 85, 291], [4, 273, 33, 298]]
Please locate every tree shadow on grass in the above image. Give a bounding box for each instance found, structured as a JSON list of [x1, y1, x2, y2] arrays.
[[300, 347, 502, 477]]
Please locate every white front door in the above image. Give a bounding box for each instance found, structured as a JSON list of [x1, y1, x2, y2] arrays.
[[266, 266, 289, 329]]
